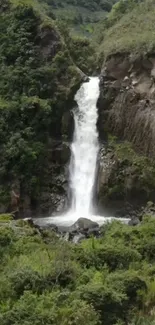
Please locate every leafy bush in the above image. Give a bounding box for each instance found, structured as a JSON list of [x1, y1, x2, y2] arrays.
[[1, 218, 155, 323], [0, 214, 13, 222], [0, 290, 100, 325], [79, 282, 127, 324]]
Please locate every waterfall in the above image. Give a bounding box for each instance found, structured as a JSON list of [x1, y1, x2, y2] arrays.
[[33, 77, 129, 227], [69, 77, 99, 216]]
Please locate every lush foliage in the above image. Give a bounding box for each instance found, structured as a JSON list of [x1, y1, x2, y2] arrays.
[[96, 0, 155, 59], [102, 137, 155, 202], [0, 0, 81, 210], [41, 0, 118, 35], [1, 216, 155, 324], [57, 21, 97, 74]]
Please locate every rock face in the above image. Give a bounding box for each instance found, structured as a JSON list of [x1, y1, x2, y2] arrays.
[[98, 54, 155, 157], [97, 147, 140, 217], [96, 53, 155, 216], [97, 142, 155, 217]]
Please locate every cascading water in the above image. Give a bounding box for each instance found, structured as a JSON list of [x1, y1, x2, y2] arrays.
[[46, 76, 110, 225], [69, 77, 99, 216], [34, 77, 129, 227]]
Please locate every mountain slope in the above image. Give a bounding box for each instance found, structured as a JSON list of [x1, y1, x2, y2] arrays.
[[41, 0, 118, 35], [0, 0, 82, 217], [97, 0, 155, 214], [98, 0, 155, 58]]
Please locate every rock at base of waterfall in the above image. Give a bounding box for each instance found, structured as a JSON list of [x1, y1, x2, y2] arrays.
[[70, 218, 99, 232], [30, 218, 59, 233], [128, 216, 140, 226], [72, 233, 86, 244]]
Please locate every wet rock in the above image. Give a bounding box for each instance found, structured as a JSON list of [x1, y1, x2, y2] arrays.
[[62, 111, 74, 141], [37, 222, 58, 233], [24, 218, 35, 227], [70, 218, 99, 232], [50, 142, 71, 165], [63, 232, 71, 242], [72, 233, 86, 244], [88, 227, 101, 237], [129, 216, 140, 226]]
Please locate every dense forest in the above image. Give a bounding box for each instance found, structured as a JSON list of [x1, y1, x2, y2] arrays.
[[0, 0, 96, 217], [1, 0, 155, 324]]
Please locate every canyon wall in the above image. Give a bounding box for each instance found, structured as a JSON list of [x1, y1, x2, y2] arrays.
[[97, 54, 155, 216]]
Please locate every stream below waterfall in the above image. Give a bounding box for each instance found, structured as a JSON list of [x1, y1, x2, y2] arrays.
[[34, 77, 129, 227]]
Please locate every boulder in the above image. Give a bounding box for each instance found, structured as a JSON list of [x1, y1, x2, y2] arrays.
[[70, 218, 99, 232], [129, 216, 140, 226]]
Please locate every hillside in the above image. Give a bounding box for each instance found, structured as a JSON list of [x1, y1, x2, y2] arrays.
[[98, 0, 155, 59], [97, 0, 155, 215], [0, 0, 85, 217], [41, 0, 118, 35]]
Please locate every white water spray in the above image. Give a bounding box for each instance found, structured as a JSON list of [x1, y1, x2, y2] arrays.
[[70, 77, 99, 216]]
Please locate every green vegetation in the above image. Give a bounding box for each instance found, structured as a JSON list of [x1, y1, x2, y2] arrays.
[[97, 0, 155, 59], [102, 137, 155, 202], [1, 216, 155, 324], [41, 0, 118, 35], [0, 0, 82, 210], [1, 1, 155, 323], [57, 21, 97, 74]]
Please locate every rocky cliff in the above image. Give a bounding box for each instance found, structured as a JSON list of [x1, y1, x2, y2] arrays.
[[97, 54, 155, 217], [96, 0, 155, 217], [98, 54, 155, 157]]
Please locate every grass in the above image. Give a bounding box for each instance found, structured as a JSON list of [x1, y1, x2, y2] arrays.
[[99, 0, 155, 58]]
